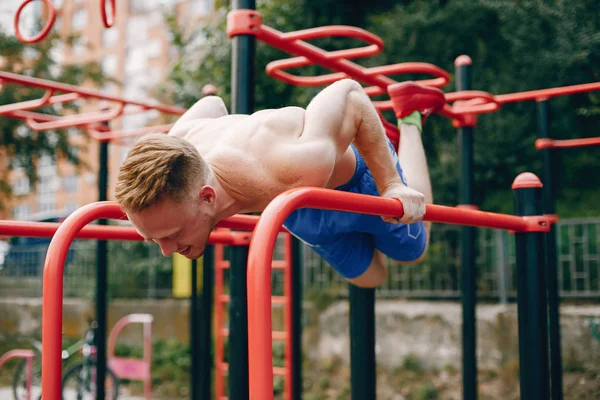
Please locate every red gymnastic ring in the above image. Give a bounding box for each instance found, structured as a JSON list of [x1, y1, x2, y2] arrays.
[[14, 0, 56, 44]]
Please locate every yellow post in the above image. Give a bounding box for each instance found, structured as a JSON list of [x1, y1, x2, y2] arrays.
[[172, 253, 203, 298]]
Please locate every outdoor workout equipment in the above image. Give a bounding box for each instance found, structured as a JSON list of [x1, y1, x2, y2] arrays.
[[226, 8, 600, 400], [245, 176, 554, 400], [0, 71, 185, 141], [0, 350, 35, 400], [107, 314, 154, 400], [14, 0, 116, 44], [213, 232, 295, 400], [0, 69, 189, 399]]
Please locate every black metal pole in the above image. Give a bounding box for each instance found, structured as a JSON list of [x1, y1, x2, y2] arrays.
[[230, 2, 254, 398], [513, 173, 550, 400], [455, 55, 477, 400], [190, 258, 200, 400], [291, 237, 303, 400], [537, 100, 563, 400], [231, 0, 256, 115], [349, 284, 376, 399], [229, 246, 250, 399], [199, 247, 215, 399], [95, 137, 109, 400]]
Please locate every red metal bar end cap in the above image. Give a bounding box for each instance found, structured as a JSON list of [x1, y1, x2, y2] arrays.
[[227, 9, 262, 38], [455, 55, 472, 67], [512, 172, 543, 189]]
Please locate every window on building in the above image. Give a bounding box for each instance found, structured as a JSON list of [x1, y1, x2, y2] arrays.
[[12, 204, 31, 220], [101, 54, 119, 78], [63, 202, 79, 213], [62, 174, 78, 193], [102, 26, 120, 48], [71, 40, 87, 57], [36, 156, 58, 213], [38, 197, 56, 213], [192, 0, 212, 16], [12, 176, 30, 196], [71, 7, 87, 31]]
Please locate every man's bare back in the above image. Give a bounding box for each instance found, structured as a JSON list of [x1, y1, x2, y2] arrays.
[[169, 105, 358, 212]]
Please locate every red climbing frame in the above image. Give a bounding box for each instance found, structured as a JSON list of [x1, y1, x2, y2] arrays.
[[227, 10, 600, 134], [213, 231, 294, 400], [34, 202, 263, 400], [0, 71, 185, 141], [245, 187, 553, 398]]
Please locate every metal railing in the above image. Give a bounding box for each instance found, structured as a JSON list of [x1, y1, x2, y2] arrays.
[[1, 218, 598, 301]]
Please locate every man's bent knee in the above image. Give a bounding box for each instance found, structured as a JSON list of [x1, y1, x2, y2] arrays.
[[347, 251, 387, 288]]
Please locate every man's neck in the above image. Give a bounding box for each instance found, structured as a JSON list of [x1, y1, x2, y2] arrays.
[[206, 169, 244, 222]]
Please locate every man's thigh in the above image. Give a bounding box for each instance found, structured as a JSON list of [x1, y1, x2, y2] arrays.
[[373, 221, 427, 263], [311, 232, 375, 280]]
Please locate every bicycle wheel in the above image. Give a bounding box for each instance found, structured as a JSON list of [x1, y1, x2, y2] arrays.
[[12, 350, 42, 400], [61, 361, 119, 400]]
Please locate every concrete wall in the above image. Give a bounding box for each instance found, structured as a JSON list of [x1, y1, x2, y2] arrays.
[[310, 300, 600, 370], [1, 298, 599, 372]]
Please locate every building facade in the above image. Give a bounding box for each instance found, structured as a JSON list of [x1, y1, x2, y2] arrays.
[[1, 0, 213, 221]]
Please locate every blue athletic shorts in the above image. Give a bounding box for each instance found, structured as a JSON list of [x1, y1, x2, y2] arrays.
[[283, 139, 426, 279]]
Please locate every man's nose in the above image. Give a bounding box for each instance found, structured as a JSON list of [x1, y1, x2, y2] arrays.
[[156, 238, 177, 257]]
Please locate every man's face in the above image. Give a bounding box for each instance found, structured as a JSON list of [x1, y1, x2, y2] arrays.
[[127, 191, 215, 260]]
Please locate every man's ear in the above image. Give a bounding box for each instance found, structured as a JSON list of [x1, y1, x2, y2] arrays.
[[199, 185, 216, 205]]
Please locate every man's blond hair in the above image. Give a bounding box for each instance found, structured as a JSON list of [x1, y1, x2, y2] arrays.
[[115, 133, 208, 213]]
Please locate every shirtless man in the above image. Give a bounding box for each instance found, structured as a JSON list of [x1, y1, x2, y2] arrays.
[[115, 79, 446, 288]]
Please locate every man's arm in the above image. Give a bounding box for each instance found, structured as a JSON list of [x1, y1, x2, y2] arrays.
[[300, 79, 424, 224], [168, 96, 229, 137]]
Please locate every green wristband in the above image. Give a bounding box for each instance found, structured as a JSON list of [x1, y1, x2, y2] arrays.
[[397, 110, 422, 133]]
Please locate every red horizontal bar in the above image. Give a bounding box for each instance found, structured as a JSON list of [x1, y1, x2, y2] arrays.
[[0, 219, 252, 245], [535, 137, 600, 150], [496, 82, 600, 104], [0, 71, 187, 115], [246, 186, 553, 398], [85, 124, 174, 142]]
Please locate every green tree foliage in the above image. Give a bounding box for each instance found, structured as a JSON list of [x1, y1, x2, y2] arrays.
[[160, 0, 599, 217], [0, 29, 109, 207], [369, 0, 600, 215]]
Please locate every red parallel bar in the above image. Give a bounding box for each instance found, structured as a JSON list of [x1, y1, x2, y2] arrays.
[[0, 219, 251, 245], [0, 92, 79, 115], [39, 203, 263, 400], [25, 103, 127, 131], [0, 71, 187, 115], [85, 124, 174, 142], [535, 137, 600, 150], [246, 187, 553, 398], [496, 82, 600, 104]]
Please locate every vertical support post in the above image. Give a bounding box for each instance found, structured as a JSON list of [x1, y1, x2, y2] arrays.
[[455, 55, 477, 400], [291, 236, 303, 400], [537, 100, 563, 400], [512, 172, 550, 400], [199, 246, 215, 400], [231, 0, 256, 115], [229, 246, 250, 400], [190, 258, 200, 400], [95, 138, 109, 400], [349, 284, 376, 400], [230, 2, 255, 398], [495, 230, 508, 304]]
